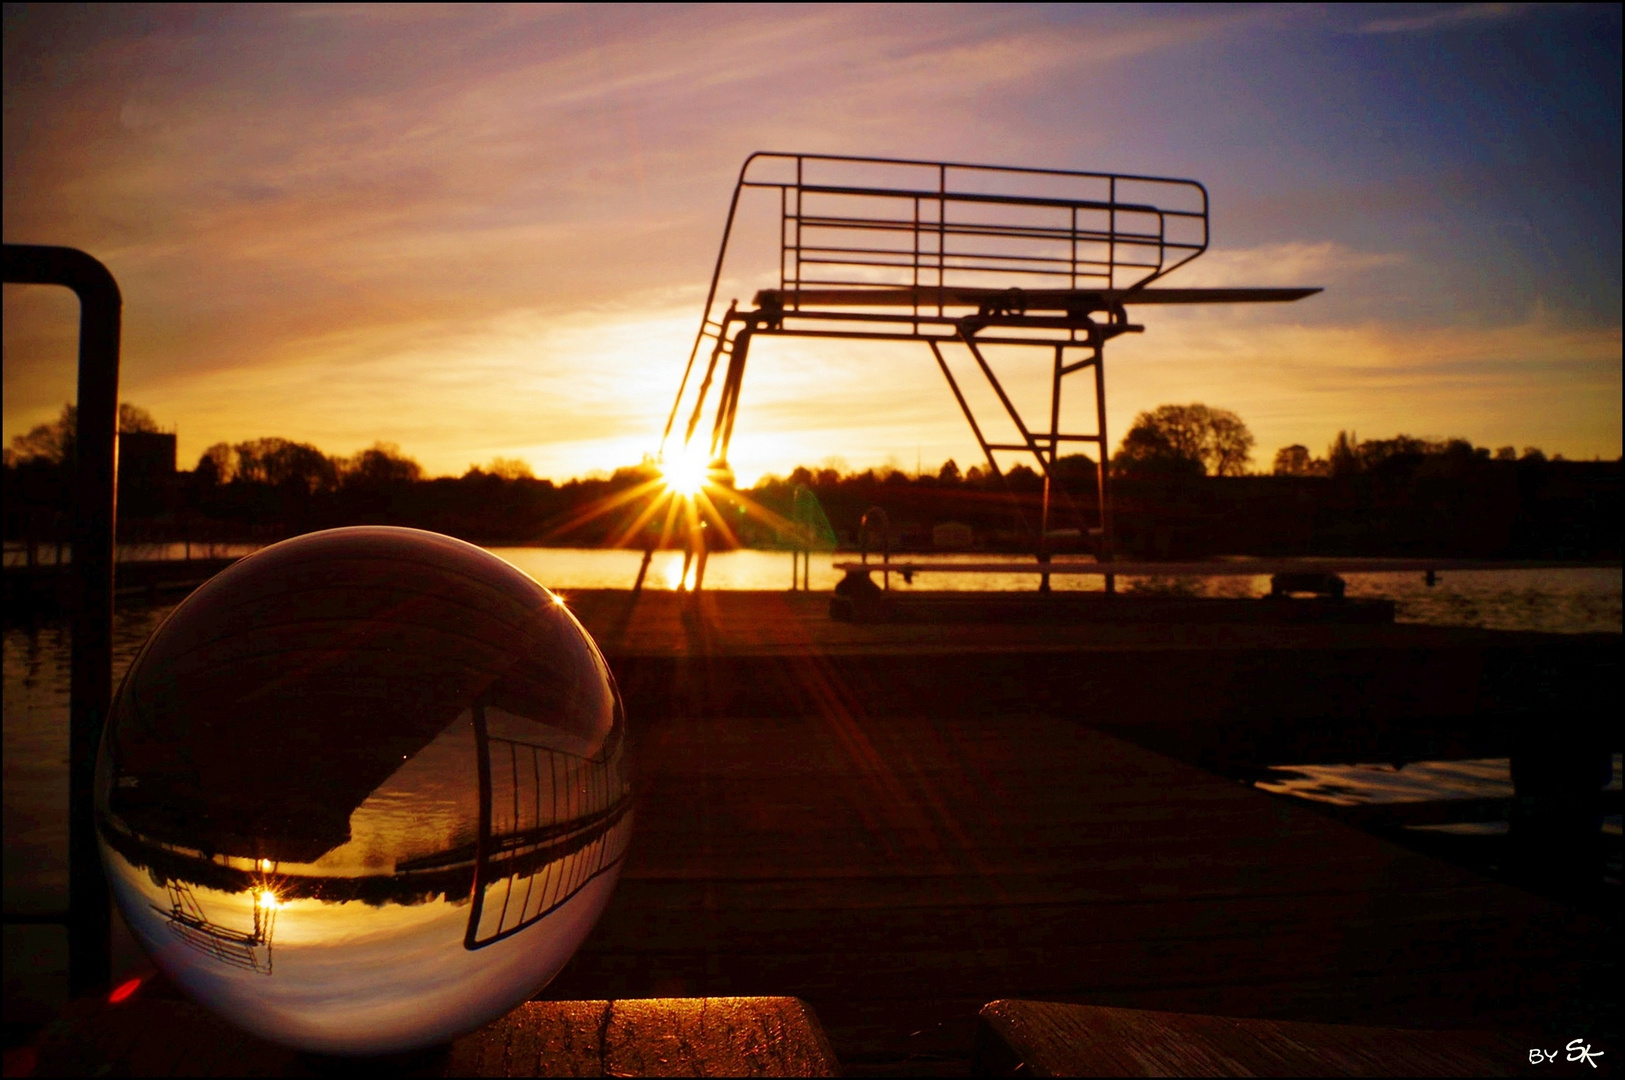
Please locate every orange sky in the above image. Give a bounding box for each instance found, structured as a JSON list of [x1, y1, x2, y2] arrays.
[[4, 4, 1620, 483]]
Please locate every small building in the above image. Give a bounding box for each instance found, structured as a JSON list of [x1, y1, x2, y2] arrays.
[[932, 521, 974, 549]]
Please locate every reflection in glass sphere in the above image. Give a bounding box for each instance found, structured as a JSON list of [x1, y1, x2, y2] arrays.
[[95, 528, 632, 1054]]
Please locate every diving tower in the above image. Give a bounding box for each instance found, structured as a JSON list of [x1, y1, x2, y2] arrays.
[[661, 153, 1319, 586]]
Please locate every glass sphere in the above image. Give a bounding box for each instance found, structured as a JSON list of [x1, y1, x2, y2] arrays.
[[95, 527, 631, 1055]]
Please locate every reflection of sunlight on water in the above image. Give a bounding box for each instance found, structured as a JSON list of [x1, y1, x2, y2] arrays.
[[1, 541, 263, 567], [4, 544, 1617, 632], [1343, 568, 1622, 635], [1257, 755, 1623, 839], [487, 550, 1621, 633], [1257, 758, 1516, 807]]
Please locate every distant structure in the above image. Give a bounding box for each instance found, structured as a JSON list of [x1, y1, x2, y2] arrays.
[[662, 153, 1319, 586]]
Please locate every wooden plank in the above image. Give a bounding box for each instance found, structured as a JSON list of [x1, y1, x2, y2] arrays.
[[972, 1000, 1547, 1077], [28, 992, 840, 1077], [447, 998, 840, 1077]]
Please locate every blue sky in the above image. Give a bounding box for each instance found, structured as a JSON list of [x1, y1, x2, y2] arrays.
[[4, 3, 1619, 480]]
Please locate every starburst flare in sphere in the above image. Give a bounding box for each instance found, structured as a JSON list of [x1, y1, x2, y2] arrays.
[[95, 528, 632, 1054]]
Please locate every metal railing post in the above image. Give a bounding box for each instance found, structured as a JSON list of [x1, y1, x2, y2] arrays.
[[3, 244, 121, 994], [860, 507, 892, 590]]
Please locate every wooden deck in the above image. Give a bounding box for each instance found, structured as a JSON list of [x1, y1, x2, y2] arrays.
[[539, 592, 1617, 1074], [567, 590, 1618, 767], [563, 588, 1516, 656]]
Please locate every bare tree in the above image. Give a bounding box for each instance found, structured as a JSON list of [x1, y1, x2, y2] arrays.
[[10, 400, 163, 464], [1272, 444, 1329, 476], [233, 437, 339, 492], [1327, 430, 1360, 476], [343, 442, 423, 487], [8, 403, 76, 464], [484, 457, 534, 480], [1115, 404, 1255, 477], [118, 403, 160, 433], [195, 442, 234, 485]]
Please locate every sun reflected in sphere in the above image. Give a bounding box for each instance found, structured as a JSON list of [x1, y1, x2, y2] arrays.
[[95, 527, 632, 1054]]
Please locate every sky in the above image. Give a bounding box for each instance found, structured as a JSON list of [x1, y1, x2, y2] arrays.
[[4, 2, 1620, 484]]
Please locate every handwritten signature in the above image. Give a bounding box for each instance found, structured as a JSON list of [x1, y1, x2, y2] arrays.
[[1530, 1039, 1605, 1068]]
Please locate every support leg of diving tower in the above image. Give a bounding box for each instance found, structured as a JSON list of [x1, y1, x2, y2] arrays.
[[632, 546, 654, 597], [710, 329, 754, 464], [1093, 336, 1115, 594], [1038, 342, 1065, 594], [693, 541, 710, 594]]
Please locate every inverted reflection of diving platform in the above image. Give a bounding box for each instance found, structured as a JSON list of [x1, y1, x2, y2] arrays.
[[104, 696, 633, 965], [661, 153, 1320, 588], [155, 880, 274, 975]]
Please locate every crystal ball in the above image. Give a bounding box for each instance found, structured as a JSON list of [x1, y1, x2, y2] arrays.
[[95, 527, 631, 1054]]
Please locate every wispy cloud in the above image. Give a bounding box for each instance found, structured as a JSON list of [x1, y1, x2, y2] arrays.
[[1165, 241, 1407, 287], [1358, 3, 1534, 35]]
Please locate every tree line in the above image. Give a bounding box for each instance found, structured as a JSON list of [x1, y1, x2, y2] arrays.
[[4, 401, 1618, 559]]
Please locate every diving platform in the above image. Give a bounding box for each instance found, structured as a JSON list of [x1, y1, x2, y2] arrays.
[[657, 154, 1322, 589], [753, 284, 1321, 311]]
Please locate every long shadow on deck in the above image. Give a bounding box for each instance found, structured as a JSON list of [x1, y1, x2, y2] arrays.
[[540, 702, 1615, 1075]]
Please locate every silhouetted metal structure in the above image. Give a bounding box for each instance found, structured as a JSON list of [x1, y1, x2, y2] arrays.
[[156, 880, 275, 975], [660, 154, 1317, 588], [3, 244, 121, 993], [464, 702, 632, 950]]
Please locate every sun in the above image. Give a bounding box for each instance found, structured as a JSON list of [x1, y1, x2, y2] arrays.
[[660, 446, 709, 497]]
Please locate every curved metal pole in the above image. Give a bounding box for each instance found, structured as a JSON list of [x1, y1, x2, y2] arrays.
[[661, 154, 769, 455], [3, 244, 121, 994]]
